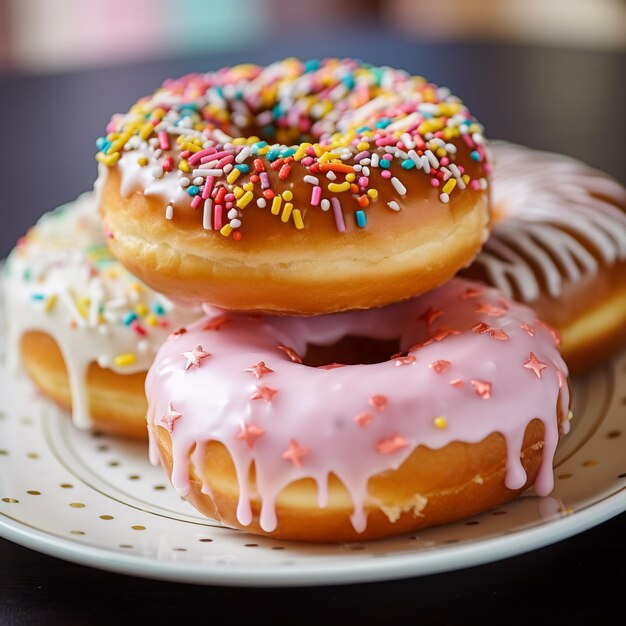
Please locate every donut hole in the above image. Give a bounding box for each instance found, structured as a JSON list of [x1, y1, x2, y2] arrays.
[[302, 335, 401, 367]]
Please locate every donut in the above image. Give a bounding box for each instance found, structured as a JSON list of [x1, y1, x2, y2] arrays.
[[463, 142, 626, 373], [95, 58, 491, 314], [3, 193, 198, 439], [146, 278, 570, 542]]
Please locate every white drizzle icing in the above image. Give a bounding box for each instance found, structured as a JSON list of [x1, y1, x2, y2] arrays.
[[2, 192, 198, 429], [475, 142, 626, 300]]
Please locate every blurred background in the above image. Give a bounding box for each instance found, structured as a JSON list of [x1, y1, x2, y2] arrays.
[[0, 0, 624, 255]]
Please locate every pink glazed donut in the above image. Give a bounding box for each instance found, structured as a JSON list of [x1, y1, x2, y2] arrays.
[[146, 278, 571, 542]]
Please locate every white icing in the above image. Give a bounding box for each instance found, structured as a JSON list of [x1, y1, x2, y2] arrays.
[[3, 192, 198, 429], [475, 142, 626, 300]]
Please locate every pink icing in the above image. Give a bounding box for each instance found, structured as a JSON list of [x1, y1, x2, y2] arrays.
[[145, 278, 570, 534]]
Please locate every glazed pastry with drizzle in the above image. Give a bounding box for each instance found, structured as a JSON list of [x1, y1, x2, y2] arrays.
[[3, 193, 198, 439], [147, 278, 570, 542], [96, 58, 491, 314], [464, 142, 626, 373]]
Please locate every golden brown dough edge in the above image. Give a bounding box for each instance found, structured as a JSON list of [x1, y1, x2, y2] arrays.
[[152, 414, 563, 543], [21, 331, 148, 440]]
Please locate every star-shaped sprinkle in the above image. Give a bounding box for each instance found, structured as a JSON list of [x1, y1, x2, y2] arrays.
[[431, 327, 461, 342], [471, 379, 492, 399], [245, 361, 274, 379], [277, 344, 303, 364], [557, 369, 566, 389], [419, 305, 445, 326], [376, 434, 409, 454], [318, 362, 346, 370], [202, 314, 230, 331], [472, 323, 508, 341], [475, 303, 506, 317], [449, 378, 464, 388], [282, 439, 309, 467], [429, 359, 451, 374], [251, 385, 278, 402], [536, 320, 561, 346], [170, 327, 187, 339], [460, 287, 481, 299], [369, 395, 387, 410], [160, 402, 182, 433], [354, 412, 373, 427], [236, 423, 265, 448], [182, 345, 211, 370], [395, 355, 416, 366], [524, 352, 548, 379], [520, 322, 535, 337]]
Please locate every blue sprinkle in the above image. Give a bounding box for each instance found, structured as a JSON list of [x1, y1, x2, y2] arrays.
[[266, 149, 280, 161], [179, 103, 198, 112], [123, 312, 137, 326], [342, 74, 355, 89], [280, 148, 297, 158], [380, 159, 391, 169], [304, 59, 321, 73], [356, 126, 370, 133], [272, 104, 283, 119], [252, 141, 268, 152], [401, 159, 415, 170], [355, 210, 367, 228], [375, 118, 391, 129], [187, 185, 200, 196], [262, 125, 276, 139], [31, 294, 45, 301], [235, 164, 249, 173], [95, 137, 107, 151], [153, 303, 165, 316], [471, 150, 481, 161]]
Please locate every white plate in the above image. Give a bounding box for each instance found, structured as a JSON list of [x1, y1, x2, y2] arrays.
[[1, 316, 625, 587]]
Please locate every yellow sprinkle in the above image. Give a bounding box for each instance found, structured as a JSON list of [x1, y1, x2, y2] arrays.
[[433, 416, 447, 429], [294, 143, 311, 161], [137, 156, 148, 166], [139, 122, 154, 140], [345, 173, 356, 183], [95, 152, 120, 166], [282, 190, 293, 201], [104, 268, 118, 279], [153, 108, 166, 120], [257, 146, 270, 156], [44, 294, 58, 313], [271, 196, 283, 215], [131, 282, 143, 294], [227, 168, 241, 185], [292, 209, 304, 230], [367, 188, 379, 199], [114, 353, 137, 367], [328, 181, 350, 193], [108, 130, 133, 153], [247, 136, 261, 145], [135, 303, 148, 317], [436, 147, 447, 158], [356, 141, 370, 151], [146, 314, 159, 327], [318, 151, 334, 165], [280, 202, 293, 223], [181, 141, 201, 153], [243, 182, 254, 192], [462, 174, 470, 185], [237, 190, 254, 209], [220, 224, 233, 237], [442, 178, 457, 195], [178, 159, 190, 173], [233, 187, 244, 199], [232, 137, 246, 145]]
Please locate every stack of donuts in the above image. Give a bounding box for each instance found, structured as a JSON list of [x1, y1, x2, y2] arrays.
[[6, 58, 626, 542]]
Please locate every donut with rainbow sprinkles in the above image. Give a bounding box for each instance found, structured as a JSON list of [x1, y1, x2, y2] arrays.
[[96, 58, 491, 314]]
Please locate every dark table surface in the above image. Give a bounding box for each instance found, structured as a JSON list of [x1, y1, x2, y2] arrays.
[[0, 35, 625, 625]]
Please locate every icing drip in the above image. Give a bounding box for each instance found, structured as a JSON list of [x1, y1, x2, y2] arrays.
[[3, 192, 198, 429], [475, 142, 626, 301], [146, 278, 570, 534]]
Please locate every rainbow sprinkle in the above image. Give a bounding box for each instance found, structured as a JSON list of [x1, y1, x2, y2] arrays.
[[96, 58, 489, 240]]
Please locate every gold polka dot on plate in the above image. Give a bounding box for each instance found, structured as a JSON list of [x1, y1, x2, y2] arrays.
[[69, 502, 86, 508]]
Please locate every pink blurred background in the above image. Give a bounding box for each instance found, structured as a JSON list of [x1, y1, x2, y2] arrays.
[[1, 0, 624, 75]]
